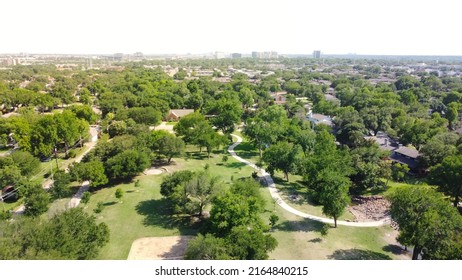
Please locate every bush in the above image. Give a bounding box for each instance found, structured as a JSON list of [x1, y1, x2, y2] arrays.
[[67, 149, 77, 158], [94, 201, 104, 213]]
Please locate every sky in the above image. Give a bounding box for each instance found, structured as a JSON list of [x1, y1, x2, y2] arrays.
[[1, 0, 460, 56]]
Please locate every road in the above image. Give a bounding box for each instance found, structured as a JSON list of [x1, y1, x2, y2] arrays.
[[228, 134, 391, 227]]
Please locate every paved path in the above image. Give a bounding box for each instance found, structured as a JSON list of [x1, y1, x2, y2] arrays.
[[67, 126, 99, 209], [228, 134, 391, 227]]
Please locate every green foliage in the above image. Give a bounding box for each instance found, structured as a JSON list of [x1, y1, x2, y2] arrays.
[[71, 160, 108, 187], [225, 226, 277, 260], [317, 170, 351, 227], [210, 97, 243, 134], [9, 150, 40, 177], [0, 208, 109, 259], [388, 186, 462, 259], [184, 234, 231, 260], [148, 130, 185, 163], [24, 184, 50, 217], [391, 163, 409, 182], [67, 104, 98, 123], [108, 120, 127, 138], [429, 155, 462, 207], [209, 179, 266, 237], [303, 130, 353, 202], [263, 141, 301, 182], [160, 170, 220, 216], [115, 188, 123, 201], [94, 201, 104, 214], [81, 191, 91, 204], [269, 214, 279, 228], [51, 170, 72, 199], [105, 149, 150, 180]]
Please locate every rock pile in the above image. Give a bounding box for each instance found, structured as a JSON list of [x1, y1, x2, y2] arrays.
[[348, 195, 391, 222]]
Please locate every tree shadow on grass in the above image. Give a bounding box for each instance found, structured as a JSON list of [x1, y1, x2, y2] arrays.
[[274, 219, 325, 233], [382, 244, 407, 255], [103, 201, 117, 206], [135, 198, 200, 235], [159, 236, 194, 260], [226, 162, 247, 169], [273, 178, 314, 206], [328, 249, 392, 260]]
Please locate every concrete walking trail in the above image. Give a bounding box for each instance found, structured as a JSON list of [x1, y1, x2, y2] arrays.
[[228, 134, 391, 227]]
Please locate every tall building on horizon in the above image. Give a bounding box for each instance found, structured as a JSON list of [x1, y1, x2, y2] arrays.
[[313, 50, 321, 59]]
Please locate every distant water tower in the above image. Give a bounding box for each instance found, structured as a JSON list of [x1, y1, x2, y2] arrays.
[[313, 50, 321, 59]]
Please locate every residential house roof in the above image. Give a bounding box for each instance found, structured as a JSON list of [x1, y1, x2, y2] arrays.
[[169, 109, 194, 118]]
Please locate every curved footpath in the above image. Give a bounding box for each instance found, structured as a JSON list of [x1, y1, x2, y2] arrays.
[[228, 134, 391, 227]]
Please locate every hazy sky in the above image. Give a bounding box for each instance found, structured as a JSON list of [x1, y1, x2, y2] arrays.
[[1, 0, 460, 55]]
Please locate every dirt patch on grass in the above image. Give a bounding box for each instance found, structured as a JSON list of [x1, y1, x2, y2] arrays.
[[127, 236, 194, 260], [143, 167, 165, 175]]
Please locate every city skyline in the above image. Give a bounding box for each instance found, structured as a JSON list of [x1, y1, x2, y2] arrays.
[[1, 0, 460, 56]]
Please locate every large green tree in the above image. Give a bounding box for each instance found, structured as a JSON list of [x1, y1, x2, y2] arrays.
[[0, 208, 109, 260], [317, 170, 351, 228], [263, 141, 301, 182], [429, 155, 462, 207], [388, 186, 462, 260]]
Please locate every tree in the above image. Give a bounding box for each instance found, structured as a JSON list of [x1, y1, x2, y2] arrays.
[[30, 115, 58, 157], [81, 191, 91, 204], [0, 208, 109, 259], [420, 134, 458, 168], [303, 130, 353, 202], [391, 163, 409, 182], [317, 171, 351, 228], [9, 151, 40, 177], [24, 184, 50, 217], [269, 214, 279, 228], [445, 102, 459, 130], [148, 130, 185, 163], [51, 170, 72, 199], [184, 171, 221, 217], [115, 188, 123, 202], [160, 170, 220, 217], [226, 226, 277, 260], [108, 120, 127, 137], [184, 234, 230, 260], [67, 104, 97, 123], [160, 170, 194, 214], [71, 161, 108, 187], [211, 98, 243, 134], [55, 110, 88, 155], [78, 88, 92, 105], [209, 179, 266, 237], [126, 107, 162, 125], [388, 186, 462, 260], [0, 165, 23, 186], [105, 149, 150, 180], [263, 141, 301, 182], [429, 155, 462, 207]]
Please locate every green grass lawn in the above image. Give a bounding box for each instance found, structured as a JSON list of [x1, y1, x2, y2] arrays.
[[59, 148, 256, 259], [259, 188, 409, 260], [42, 137, 410, 260]]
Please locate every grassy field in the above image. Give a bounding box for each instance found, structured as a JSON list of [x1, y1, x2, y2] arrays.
[[43, 139, 411, 260], [259, 188, 409, 260], [45, 146, 255, 259]]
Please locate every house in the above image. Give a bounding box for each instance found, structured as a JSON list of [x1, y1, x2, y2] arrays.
[[307, 111, 333, 127], [391, 145, 420, 171], [166, 109, 194, 121], [365, 132, 421, 172], [270, 91, 287, 105]]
